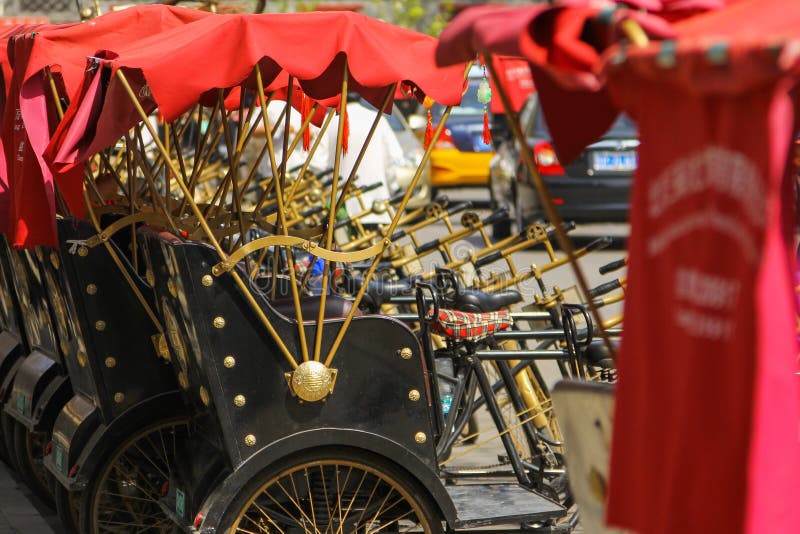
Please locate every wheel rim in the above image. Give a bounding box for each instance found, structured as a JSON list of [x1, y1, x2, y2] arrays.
[[24, 430, 52, 497], [231, 459, 434, 533], [90, 419, 189, 533]]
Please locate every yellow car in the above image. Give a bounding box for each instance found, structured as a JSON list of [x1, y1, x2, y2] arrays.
[[428, 68, 494, 193]]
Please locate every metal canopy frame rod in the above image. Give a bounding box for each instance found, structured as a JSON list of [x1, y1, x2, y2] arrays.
[[115, 68, 299, 370], [483, 52, 617, 361]]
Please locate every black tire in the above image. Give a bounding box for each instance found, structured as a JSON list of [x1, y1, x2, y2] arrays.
[[54, 483, 80, 534], [81, 417, 191, 534], [217, 446, 444, 533], [12, 422, 55, 508], [0, 410, 14, 468]]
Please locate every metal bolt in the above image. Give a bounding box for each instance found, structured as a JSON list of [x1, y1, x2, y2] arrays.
[[201, 275, 213, 287], [78, 246, 88, 257], [414, 432, 427, 444], [233, 395, 246, 408], [105, 357, 116, 368], [86, 284, 97, 295], [399, 347, 412, 360], [408, 389, 420, 402], [114, 392, 124, 404], [223, 356, 236, 368], [244, 434, 256, 447], [213, 316, 225, 329], [95, 320, 106, 331]]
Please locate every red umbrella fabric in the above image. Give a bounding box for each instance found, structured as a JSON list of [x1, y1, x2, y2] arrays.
[[604, 2, 800, 532], [3, 6, 211, 248], [436, 1, 712, 163], [46, 10, 466, 186]]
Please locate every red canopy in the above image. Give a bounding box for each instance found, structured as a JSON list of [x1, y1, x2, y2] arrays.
[[3, 5, 211, 247], [436, 1, 706, 163], [604, 1, 800, 532], [46, 10, 466, 188]]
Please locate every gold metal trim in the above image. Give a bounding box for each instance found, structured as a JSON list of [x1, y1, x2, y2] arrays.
[[233, 394, 246, 408], [223, 355, 236, 368], [105, 357, 116, 368], [399, 347, 413, 360], [145, 270, 155, 286], [167, 279, 177, 298], [285, 361, 337, 402], [178, 372, 188, 389], [113, 392, 125, 404], [78, 246, 89, 257], [95, 320, 106, 332], [201, 275, 213, 287], [244, 434, 256, 447], [408, 389, 421, 402], [86, 284, 98, 295], [212, 316, 225, 329], [414, 432, 427, 444], [212, 237, 385, 276], [77, 351, 87, 367], [199, 387, 210, 406], [50, 251, 60, 269]]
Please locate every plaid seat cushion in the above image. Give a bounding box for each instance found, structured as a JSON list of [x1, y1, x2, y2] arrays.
[[430, 308, 514, 342]]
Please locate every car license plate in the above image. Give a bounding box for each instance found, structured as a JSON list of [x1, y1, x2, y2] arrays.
[[591, 150, 637, 172]]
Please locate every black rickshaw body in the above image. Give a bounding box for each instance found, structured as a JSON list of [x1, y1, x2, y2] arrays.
[[44, 217, 183, 489], [0, 236, 28, 405], [138, 228, 456, 529], [2, 242, 71, 433]]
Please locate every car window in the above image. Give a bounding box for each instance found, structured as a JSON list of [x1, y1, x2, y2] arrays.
[[430, 78, 484, 121]]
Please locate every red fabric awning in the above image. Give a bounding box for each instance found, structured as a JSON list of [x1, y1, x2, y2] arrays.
[[436, 1, 705, 163], [46, 10, 466, 185], [2, 6, 211, 247], [605, 2, 800, 533]]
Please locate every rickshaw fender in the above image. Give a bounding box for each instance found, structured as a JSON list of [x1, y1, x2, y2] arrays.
[[46, 394, 102, 490], [196, 428, 457, 532], [69, 390, 189, 487], [3, 352, 68, 431]]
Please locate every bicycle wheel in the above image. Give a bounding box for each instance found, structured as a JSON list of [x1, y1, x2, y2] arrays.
[[220, 447, 443, 533], [82, 417, 191, 533], [54, 483, 80, 534], [13, 422, 55, 508]]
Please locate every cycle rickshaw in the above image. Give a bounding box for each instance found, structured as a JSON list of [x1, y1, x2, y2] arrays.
[[0, 7, 625, 532]]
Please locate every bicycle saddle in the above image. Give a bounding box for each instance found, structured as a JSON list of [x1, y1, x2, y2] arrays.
[[344, 275, 417, 313], [430, 308, 513, 342], [583, 339, 618, 369], [450, 289, 523, 313]]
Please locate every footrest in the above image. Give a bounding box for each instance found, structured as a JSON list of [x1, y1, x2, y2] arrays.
[[447, 483, 564, 528]]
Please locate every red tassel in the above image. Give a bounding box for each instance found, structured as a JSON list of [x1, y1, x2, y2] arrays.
[[424, 109, 433, 149], [341, 105, 349, 154], [301, 93, 311, 152], [482, 109, 492, 145]]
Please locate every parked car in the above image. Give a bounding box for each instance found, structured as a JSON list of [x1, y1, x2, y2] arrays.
[[489, 94, 638, 237], [427, 66, 494, 194]]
